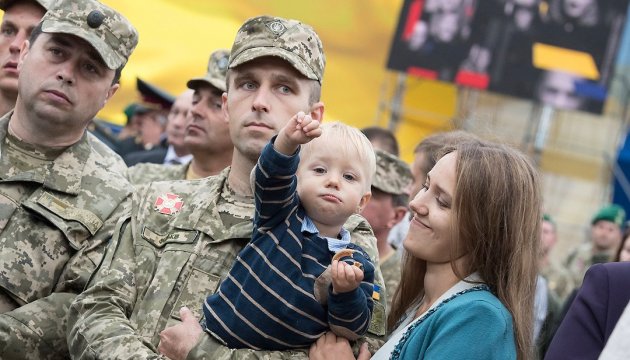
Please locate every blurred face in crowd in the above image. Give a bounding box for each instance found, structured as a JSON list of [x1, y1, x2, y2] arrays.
[[591, 220, 622, 252], [166, 90, 193, 151], [0, 1, 45, 95], [563, 0, 596, 19], [430, 11, 459, 43], [541, 220, 557, 256], [138, 110, 166, 147], [537, 71, 583, 110], [407, 150, 429, 201]]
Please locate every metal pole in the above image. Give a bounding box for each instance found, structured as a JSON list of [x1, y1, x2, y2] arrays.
[[388, 73, 407, 132], [532, 104, 555, 166]]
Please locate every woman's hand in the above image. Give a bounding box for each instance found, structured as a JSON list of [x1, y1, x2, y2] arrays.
[[309, 332, 371, 360]]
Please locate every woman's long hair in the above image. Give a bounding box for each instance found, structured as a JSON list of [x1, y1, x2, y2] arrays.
[[389, 141, 541, 360]]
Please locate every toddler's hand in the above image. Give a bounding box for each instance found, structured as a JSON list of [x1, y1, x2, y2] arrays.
[[331, 259, 364, 294]]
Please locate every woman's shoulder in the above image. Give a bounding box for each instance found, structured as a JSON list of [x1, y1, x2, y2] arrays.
[[437, 287, 512, 324]]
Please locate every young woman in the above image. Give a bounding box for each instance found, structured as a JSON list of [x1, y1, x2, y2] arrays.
[[310, 140, 541, 360]]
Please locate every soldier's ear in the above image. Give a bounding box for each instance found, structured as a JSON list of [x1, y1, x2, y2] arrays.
[[17, 41, 30, 72], [104, 83, 120, 106], [309, 102, 324, 122]]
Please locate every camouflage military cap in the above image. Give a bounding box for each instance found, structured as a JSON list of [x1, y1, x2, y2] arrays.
[[187, 49, 229, 92], [0, 0, 50, 11], [372, 149, 412, 195], [229, 15, 325, 83], [39, 0, 138, 70]]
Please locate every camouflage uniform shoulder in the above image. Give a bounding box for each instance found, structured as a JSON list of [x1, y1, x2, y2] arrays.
[[86, 131, 129, 179], [127, 162, 187, 184], [344, 213, 376, 237]]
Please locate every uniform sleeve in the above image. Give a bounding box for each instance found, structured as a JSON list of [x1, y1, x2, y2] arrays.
[[186, 334, 309, 360], [544, 264, 610, 360], [67, 202, 164, 359], [0, 195, 132, 360], [254, 141, 300, 231], [417, 299, 516, 360]]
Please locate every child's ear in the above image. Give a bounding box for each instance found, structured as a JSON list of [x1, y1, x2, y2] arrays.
[[356, 192, 372, 213]]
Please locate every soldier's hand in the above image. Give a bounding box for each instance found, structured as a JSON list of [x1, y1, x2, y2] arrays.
[[158, 307, 203, 360], [331, 260, 364, 294]]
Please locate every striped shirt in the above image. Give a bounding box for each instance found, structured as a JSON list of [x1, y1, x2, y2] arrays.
[[203, 140, 374, 350]]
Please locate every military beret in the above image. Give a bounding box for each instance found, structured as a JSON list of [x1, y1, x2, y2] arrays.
[[187, 49, 229, 92], [372, 149, 412, 195], [0, 0, 50, 11], [229, 15, 325, 83], [39, 0, 138, 69], [591, 204, 626, 227]]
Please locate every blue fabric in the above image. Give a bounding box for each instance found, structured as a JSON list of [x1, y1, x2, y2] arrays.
[[203, 139, 374, 350], [394, 288, 516, 360]]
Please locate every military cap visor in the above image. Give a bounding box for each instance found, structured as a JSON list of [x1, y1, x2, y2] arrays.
[[40, 20, 125, 70], [186, 76, 225, 93], [0, 0, 49, 11], [229, 46, 320, 82]]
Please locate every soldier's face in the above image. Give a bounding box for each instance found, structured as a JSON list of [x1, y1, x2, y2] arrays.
[[223, 56, 323, 162], [591, 220, 622, 252], [16, 33, 118, 131], [185, 85, 232, 154], [0, 2, 45, 95], [166, 90, 193, 150], [361, 188, 399, 235]]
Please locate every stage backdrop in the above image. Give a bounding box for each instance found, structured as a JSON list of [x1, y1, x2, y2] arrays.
[[387, 0, 630, 114]]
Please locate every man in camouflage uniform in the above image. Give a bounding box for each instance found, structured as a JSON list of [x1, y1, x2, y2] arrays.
[[565, 204, 626, 288], [68, 15, 387, 360], [0, 0, 137, 358], [0, 0, 50, 116], [360, 149, 412, 311], [128, 49, 233, 184]]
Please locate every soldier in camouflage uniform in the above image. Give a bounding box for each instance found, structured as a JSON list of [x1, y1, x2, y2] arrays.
[[68, 15, 387, 360], [0, 0, 138, 358], [564, 204, 626, 289], [0, 0, 50, 116], [127, 49, 233, 184], [360, 149, 412, 312]]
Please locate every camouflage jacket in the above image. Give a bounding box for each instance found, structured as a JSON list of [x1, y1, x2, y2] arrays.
[[0, 114, 132, 359], [127, 162, 188, 185], [564, 242, 614, 289], [68, 167, 387, 359], [379, 250, 401, 312]]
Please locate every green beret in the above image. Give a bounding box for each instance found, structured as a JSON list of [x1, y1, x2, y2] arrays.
[[591, 204, 626, 227]]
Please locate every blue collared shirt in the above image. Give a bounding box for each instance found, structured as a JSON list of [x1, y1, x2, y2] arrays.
[[301, 215, 351, 253]]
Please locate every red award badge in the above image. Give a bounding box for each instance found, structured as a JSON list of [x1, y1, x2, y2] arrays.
[[154, 193, 184, 215]]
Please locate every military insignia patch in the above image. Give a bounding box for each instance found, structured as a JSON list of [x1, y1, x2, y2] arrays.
[[266, 20, 287, 35], [154, 193, 184, 215]]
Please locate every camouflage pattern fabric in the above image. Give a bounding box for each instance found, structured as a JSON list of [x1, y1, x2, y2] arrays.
[[187, 49, 230, 92], [564, 242, 614, 289], [0, 113, 132, 359], [372, 149, 412, 195], [40, 0, 138, 70], [540, 261, 575, 303], [68, 167, 387, 359], [379, 251, 401, 312], [229, 15, 325, 83], [127, 162, 188, 185]]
